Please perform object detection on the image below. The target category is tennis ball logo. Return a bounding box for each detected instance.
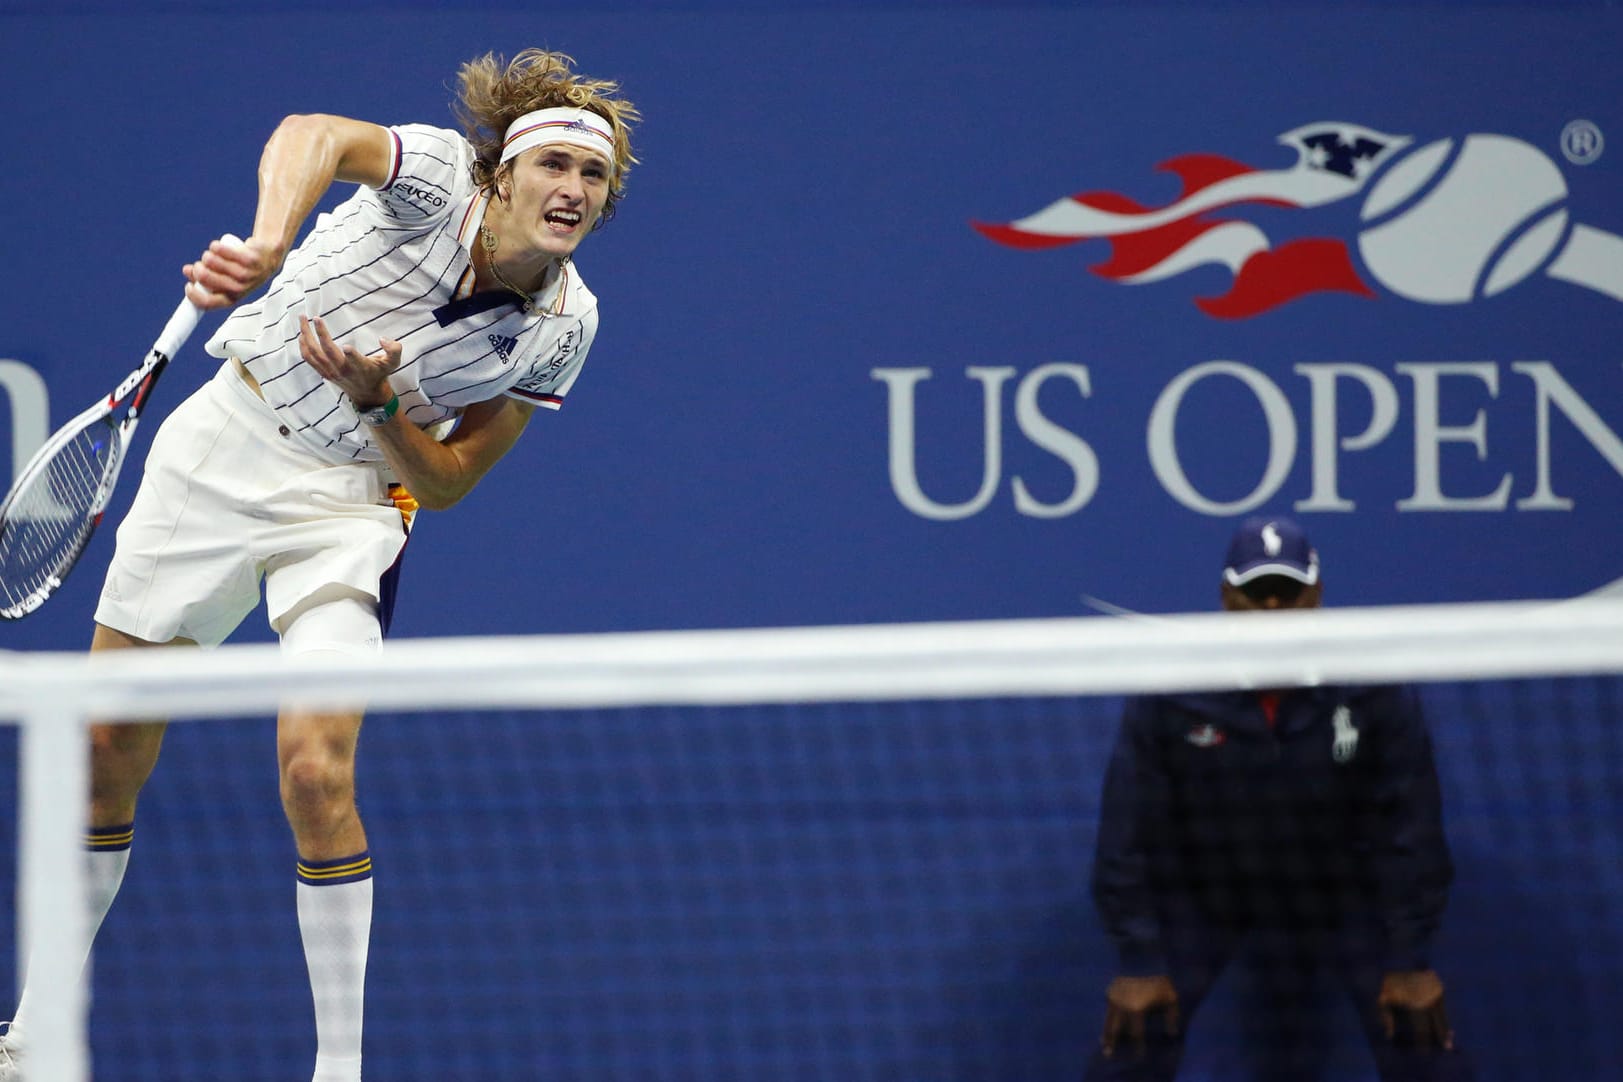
[1357,134,1569,303]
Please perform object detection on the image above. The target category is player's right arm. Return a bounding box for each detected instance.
[1092,696,1180,1055]
[186,114,394,309]
[1092,696,1171,973]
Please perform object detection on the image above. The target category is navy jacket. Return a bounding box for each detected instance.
[1091,684,1454,976]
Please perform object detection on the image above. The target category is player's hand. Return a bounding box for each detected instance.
[185,234,280,309]
[1377,969,1454,1050]
[298,315,403,407]
[1100,974,1179,1059]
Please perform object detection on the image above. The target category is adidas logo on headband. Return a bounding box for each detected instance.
[500,107,616,167]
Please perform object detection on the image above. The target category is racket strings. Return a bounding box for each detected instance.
[0,424,119,605]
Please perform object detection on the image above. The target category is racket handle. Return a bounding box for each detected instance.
[158,233,243,359]
[154,297,205,361]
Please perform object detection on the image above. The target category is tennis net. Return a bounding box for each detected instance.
[2,598,1622,1081]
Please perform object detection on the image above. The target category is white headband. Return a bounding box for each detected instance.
[500,107,616,167]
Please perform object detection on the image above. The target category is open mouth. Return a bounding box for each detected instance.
[545,209,583,230]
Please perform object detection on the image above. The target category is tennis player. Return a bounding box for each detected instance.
[0,49,637,1082]
[1084,515,1475,1081]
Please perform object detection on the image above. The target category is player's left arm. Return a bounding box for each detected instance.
[1368,685,1459,1050]
[1369,684,1455,963]
[297,317,535,510]
[376,393,535,511]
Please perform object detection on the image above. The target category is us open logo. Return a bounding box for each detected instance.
[974,121,1620,318]
[872,117,1623,539]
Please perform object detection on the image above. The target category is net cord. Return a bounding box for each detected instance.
[7,596,1623,1082]
[3,596,1622,723]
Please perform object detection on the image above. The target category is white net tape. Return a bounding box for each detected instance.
[5,597,1623,1082]
[5,598,1623,724]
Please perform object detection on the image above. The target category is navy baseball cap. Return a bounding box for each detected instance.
[1222,515,1319,586]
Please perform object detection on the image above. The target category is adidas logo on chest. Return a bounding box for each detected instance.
[488,333,519,362]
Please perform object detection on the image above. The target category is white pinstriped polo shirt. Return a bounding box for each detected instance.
[204,123,598,464]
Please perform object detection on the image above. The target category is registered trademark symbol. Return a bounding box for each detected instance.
[1560,119,1604,164]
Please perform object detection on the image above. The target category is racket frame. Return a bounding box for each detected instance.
[0,297,202,619]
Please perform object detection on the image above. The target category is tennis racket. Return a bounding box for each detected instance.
[0,292,211,620]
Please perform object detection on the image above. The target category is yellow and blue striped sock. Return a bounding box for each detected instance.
[296,852,373,1082]
[9,823,136,1038]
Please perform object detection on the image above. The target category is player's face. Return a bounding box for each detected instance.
[1221,576,1322,612]
[505,143,613,260]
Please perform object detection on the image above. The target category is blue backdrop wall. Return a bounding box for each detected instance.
[1,2,1620,1079]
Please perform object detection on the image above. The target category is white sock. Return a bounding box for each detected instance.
[10,825,135,1039]
[296,855,373,1082]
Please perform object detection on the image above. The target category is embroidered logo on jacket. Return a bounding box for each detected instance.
[1185,723,1227,748]
[1331,704,1360,763]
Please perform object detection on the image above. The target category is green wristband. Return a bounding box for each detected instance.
[356,394,399,427]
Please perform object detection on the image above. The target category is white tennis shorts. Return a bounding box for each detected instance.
[95,362,414,649]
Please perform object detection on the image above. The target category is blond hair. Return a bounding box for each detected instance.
[455,49,640,224]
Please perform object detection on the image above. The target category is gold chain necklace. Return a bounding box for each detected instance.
[479,225,535,314]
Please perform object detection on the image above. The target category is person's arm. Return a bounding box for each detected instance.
[1092,696,1180,1056]
[296,318,535,510]
[1093,696,1172,972]
[185,114,395,309]
[1368,685,1458,1050]
[1370,685,1454,968]
[1377,969,1454,1051]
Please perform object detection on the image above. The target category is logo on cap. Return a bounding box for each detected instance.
[1223,515,1320,586]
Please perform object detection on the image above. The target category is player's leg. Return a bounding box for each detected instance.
[2,623,189,1073]
[276,588,383,1082]
[260,453,410,1082]
[281,705,372,1082]
[1237,924,1340,1082]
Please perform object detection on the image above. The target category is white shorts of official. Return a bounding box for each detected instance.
[95,362,414,651]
